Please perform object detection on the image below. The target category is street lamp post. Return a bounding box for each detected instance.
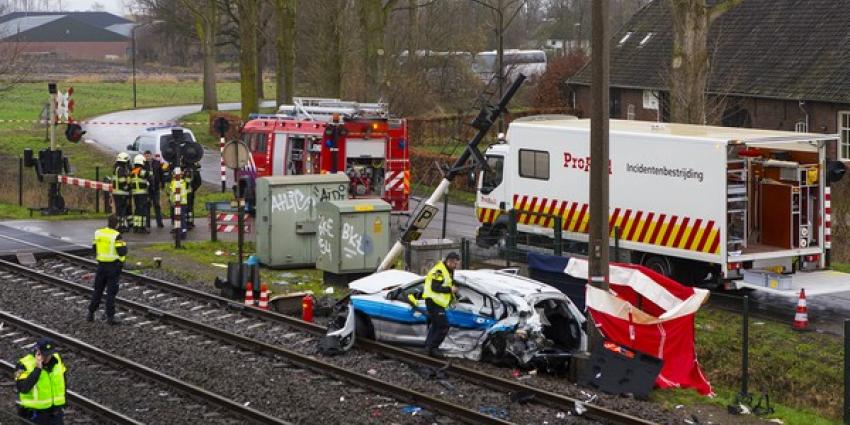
[131,25,137,109]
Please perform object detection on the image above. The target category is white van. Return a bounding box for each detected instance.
[126,126,197,161]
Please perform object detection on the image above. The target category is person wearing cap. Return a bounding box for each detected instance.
[88,214,127,325]
[15,337,67,424]
[422,252,461,358]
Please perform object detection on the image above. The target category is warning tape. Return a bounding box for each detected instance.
[0,119,207,126]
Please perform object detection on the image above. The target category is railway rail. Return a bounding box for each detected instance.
[0,258,550,424]
[0,235,662,425]
[0,310,281,425]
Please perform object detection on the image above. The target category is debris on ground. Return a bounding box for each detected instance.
[478,406,508,420]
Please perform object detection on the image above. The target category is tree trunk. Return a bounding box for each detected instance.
[328,1,343,98]
[275,0,296,105]
[358,0,398,100]
[257,49,265,100]
[238,0,259,120]
[197,15,218,111]
[668,0,742,124]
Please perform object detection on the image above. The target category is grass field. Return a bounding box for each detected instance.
[661,305,844,424]
[0,81,272,218]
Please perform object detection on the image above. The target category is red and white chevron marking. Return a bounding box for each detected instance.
[57,175,112,192]
[213,213,253,234]
[385,170,408,193]
[216,224,253,233]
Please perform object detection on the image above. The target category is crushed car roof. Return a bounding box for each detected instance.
[348,269,421,293]
[457,269,565,297]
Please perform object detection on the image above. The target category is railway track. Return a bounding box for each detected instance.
[0,240,662,425]
[0,258,571,424]
[0,310,279,425]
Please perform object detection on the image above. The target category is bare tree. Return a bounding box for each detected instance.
[237,0,258,119]
[667,0,743,124]
[272,0,295,105]
[358,0,401,98]
[136,0,219,110]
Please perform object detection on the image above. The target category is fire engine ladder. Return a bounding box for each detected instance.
[280,98,389,122]
[727,159,748,252]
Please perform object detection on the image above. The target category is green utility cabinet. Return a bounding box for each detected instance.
[316,200,392,279]
[255,174,349,268]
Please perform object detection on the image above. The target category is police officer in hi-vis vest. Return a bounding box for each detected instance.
[16,337,67,425]
[422,252,461,358]
[88,215,127,325]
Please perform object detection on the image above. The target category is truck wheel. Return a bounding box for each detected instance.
[643,255,674,278]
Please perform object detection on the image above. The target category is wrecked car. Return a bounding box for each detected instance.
[325,269,587,370]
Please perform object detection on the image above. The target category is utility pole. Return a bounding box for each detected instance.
[496,0,504,133]
[588,0,610,295]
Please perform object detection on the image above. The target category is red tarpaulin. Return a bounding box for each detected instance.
[566,258,714,396]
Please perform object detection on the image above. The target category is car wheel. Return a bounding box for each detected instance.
[354,313,375,340]
[643,255,674,278]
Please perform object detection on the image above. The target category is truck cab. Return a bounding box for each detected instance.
[475,143,509,247]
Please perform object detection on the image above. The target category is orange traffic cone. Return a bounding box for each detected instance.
[793,288,808,330]
[244,282,255,307]
[258,283,269,311]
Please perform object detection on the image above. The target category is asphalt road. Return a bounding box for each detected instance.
[83,101,275,187]
[84,103,483,245]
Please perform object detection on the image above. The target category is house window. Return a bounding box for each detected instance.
[519,149,549,180]
[795,121,808,133]
[618,32,633,47]
[610,88,622,118]
[638,32,654,48]
[840,111,850,161]
[627,104,636,120]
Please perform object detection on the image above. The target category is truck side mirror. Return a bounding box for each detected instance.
[126,144,134,151]
[468,170,477,188]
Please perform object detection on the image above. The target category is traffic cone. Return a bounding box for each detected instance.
[793,288,808,330]
[258,283,269,311]
[244,282,255,307]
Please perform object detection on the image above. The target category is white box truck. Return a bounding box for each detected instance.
[475,117,843,287]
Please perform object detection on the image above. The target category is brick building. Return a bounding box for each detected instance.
[0,11,132,60]
[566,0,850,161]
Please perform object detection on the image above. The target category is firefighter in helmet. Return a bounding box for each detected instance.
[129,154,151,233]
[166,166,188,239]
[111,152,131,232]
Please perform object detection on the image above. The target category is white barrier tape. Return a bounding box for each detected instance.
[0,119,206,126]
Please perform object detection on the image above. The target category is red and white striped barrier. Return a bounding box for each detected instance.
[57,175,112,192]
[213,213,252,233]
[825,186,832,249]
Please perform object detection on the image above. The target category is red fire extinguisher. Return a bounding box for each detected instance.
[302,294,314,323]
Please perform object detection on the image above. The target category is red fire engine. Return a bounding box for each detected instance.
[239,98,410,212]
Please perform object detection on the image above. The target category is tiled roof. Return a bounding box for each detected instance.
[569,0,850,104]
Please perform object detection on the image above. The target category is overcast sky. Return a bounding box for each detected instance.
[59,0,126,14]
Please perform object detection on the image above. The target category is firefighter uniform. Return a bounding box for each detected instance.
[111,153,131,232]
[145,154,165,228]
[16,338,66,425]
[88,217,127,325]
[422,260,455,357]
[167,168,188,238]
[130,155,150,233]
